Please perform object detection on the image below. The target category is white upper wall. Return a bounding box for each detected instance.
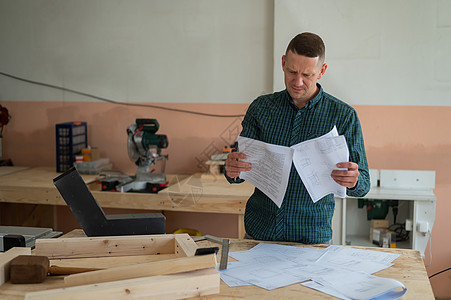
[0,0,274,103]
[274,0,451,106]
[1,0,450,106]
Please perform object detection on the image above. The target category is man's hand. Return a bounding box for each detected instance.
[224,152,252,178]
[331,162,359,189]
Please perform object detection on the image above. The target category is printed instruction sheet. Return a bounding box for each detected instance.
[237,126,349,206]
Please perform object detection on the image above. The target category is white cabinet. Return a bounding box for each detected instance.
[332,170,436,256]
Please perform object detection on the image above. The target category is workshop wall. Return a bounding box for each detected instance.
[0,0,274,104]
[274,0,451,107]
[1,0,451,298]
[2,102,451,300]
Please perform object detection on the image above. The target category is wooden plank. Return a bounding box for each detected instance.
[0,167,29,177]
[238,214,245,239]
[64,253,217,287]
[174,234,198,257]
[92,189,247,214]
[49,265,100,275]
[0,167,98,188]
[26,268,220,300]
[0,168,247,215]
[0,247,32,285]
[49,253,177,270]
[35,235,176,259]
[161,173,254,198]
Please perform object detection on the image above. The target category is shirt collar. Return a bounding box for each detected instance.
[285,83,324,111]
[305,83,323,109]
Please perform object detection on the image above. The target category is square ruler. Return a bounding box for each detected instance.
[193,235,230,270]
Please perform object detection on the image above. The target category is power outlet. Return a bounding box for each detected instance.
[417,221,429,233]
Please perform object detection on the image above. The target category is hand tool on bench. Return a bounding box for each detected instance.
[193,235,230,270]
[8,255,101,284]
[9,255,49,284]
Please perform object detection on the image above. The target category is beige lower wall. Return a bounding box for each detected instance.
[1,101,450,297]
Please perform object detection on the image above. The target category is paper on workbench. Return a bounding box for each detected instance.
[229,242,325,265]
[312,245,399,274]
[220,243,406,298]
[237,126,349,206]
[218,262,253,287]
[311,270,407,300]
[237,136,293,208]
[220,258,310,290]
[316,245,400,266]
[221,243,321,290]
[302,280,351,300]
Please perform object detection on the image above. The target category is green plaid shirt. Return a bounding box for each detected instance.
[227,85,370,244]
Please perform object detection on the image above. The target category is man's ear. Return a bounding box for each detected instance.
[282,55,286,69]
[318,63,327,79]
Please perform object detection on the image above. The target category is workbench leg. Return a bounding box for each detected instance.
[238,215,245,239]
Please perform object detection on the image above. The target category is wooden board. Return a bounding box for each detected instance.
[49,254,177,271]
[35,234,189,259]
[162,173,254,198]
[0,168,248,215]
[25,268,220,300]
[64,254,217,287]
[174,234,198,257]
[0,167,29,177]
[0,167,98,188]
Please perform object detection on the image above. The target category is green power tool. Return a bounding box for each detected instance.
[117,119,169,193]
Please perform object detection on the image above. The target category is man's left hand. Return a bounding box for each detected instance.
[331,162,359,189]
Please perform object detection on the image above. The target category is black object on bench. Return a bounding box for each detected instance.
[53,167,166,236]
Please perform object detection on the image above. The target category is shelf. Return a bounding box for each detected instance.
[345,234,411,250]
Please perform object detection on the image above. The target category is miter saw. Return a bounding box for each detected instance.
[112,118,169,193]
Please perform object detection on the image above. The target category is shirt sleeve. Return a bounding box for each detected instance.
[341,110,371,197]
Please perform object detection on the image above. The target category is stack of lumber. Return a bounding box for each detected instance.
[0,234,220,299]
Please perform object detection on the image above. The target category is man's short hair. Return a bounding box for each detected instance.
[286,32,325,65]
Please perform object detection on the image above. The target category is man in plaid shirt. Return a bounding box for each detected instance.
[225,32,370,244]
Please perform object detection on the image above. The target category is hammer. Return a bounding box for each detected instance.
[9,255,98,284]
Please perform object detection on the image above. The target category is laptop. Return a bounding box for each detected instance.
[53,167,165,236]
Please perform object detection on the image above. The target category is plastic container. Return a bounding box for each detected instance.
[55,122,87,172]
[74,158,112,174]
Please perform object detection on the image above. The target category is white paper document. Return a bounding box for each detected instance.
[221,259,309,290]
[237,136,293,208]
[237,126,349,206]
[229,242,325,265]
[311,245,399,275]
[316,245,401,266]
[291,134,349,202]
[302,280,351,300]
[311,270,407,300]
[220,243,406,299]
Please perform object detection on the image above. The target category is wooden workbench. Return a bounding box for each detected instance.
[0,167,253,238]
[0,229,435,299]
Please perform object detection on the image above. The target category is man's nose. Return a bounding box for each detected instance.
[294,74,304,86]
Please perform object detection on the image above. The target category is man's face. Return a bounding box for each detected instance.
[282,50,327,106]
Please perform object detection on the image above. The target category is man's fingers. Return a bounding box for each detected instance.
[331,162,359,189]
[336,162,358,170]
[225,152,251,178]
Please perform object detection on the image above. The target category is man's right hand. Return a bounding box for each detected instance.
[224,152,252,178]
